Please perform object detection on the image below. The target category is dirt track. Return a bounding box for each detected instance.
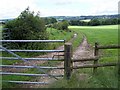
[23,35,95,88]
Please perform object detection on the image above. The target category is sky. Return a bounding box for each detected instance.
[0,0,119,19]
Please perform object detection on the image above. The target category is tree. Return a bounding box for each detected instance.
[4,7,48,50]
[43,17,57,25]
[118,18,120,24]
[50,18,57,24]
[53,21,69,31]
[61,21,69,30]
[89,19,100,26]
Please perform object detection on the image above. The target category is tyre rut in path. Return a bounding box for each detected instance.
[24,35,95,88]
[73,35,94,67]
[72,35,95,82]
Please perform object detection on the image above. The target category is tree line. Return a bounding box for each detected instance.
[69,18,120,26]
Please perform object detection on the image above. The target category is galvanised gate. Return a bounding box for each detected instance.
[0,40,72,85]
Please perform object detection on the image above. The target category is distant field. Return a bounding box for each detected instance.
[69,25,118,45]
[0,24,2,31]
[80,19,91,22]
[69,25,118,29]
[0,24,2,39]
[0,24,2,29]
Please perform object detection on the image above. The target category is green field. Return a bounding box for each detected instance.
[69,25,118,66]
[80,19,91,22]
[69,25,118,29]
[0,24,2,39]
[69,25,118,45]
[0,24,2,30]
[49,25,118,88]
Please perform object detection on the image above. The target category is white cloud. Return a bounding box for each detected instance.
[0,0,38,19]
[89,0,118,15]
[40,0,119,16]
[0,0,119,19]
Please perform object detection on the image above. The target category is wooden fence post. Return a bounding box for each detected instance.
[93,42,99,74]
[64,43,73,80]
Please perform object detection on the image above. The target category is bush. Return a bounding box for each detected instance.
[3,7,48,50]
[53,21,69,31]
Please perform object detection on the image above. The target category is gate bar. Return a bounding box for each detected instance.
[0,40,65,43]
[1,57,64,61]
[0,46,59,80]
[1,72,64,77]
[1,65,64,69]
[0,49,64,52]
[3,80,49,84]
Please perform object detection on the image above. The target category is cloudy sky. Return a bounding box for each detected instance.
[0,0,119,19]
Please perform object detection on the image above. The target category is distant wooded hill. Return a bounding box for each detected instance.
[49,14,119,21]
[0,14,119,24]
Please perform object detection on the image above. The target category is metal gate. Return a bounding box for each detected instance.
[0,40,66,85]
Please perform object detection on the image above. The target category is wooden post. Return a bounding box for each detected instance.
[93,42,99,74]
[64,43,73,80]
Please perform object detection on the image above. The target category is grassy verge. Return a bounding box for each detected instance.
[46,28,74,49]
[48,25,118,88]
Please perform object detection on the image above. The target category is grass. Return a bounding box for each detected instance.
[2,28,75,88]
[47,28,73,41]
[48,25,118,88]
[49,67,118,88]
[46,28,74,49]
[69,25,118,45]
